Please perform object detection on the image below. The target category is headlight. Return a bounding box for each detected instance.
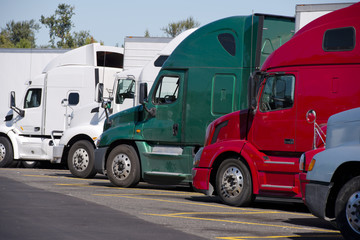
[299,153,305,171]
[94,134,102,148]
[193,147,203,167]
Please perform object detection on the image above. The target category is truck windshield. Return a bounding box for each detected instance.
[115,78,135,104]
[259,75,295,112]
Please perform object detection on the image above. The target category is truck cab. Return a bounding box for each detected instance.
[0,43,124,168]
[305,107,360,240]
[94,14,295,187]
[52,31,196,178]
[192,3,360,207]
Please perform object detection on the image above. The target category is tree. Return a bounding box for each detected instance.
[40,3,99,48]
[144,29,150,37]
[40,3,75,48]
[0,19,40,48]
[162,16,200,37]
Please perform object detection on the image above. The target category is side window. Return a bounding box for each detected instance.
[97,51,124,68]
[218,33,236,56]
[154,55,169,67]
[323,27,355,51]
[116,78,135,104]
[24,88,42,109]
[259,75,295,112]
[68,92,79,106]
[153,76,180,105]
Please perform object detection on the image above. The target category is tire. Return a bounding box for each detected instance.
[0,136,14,168]
[335,176,360,240]
[216,158,253,207]
[106,144,140,188]
[67,140,97,178]
[22,161,40,168]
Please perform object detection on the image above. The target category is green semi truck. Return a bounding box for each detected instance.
[94,14,295,187]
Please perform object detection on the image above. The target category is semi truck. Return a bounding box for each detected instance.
[191,2,360,206]
[0,43,124,168]
[94,14,295,187]
[0,48,68,119]
[304,107,360,240]
[52,30,196,178]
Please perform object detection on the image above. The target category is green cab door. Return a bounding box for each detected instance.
[141,70,185,143]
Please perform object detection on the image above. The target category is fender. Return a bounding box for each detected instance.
[203,140,261,195]
[59,123,104,146]
[3,128,20,160]
[307,145,360,183]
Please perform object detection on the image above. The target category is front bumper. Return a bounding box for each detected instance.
[305,181,333,220]
[192,167,214,195]
[94,147,108,174]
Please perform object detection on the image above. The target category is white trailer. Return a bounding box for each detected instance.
[0,48,68,119]
[0,43,124,168]
[123,37,172,70]
[295,3,353,32]
[54,29,196,178]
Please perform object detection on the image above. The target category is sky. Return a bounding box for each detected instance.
[0,0,358,47]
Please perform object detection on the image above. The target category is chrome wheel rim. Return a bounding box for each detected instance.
[346,191,360,234]
[0,143,6,162]
[220,166,244,198]
[72,148,89,172]
[112,153,131,180]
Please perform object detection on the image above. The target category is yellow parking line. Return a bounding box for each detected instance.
[23,174,109,182]
[164,211,280,216]
[145,212,340,233]
[95,193,314,216]
[216,234,342,239]
[95,193,260,210]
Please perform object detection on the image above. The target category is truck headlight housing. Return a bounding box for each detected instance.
[299,153,305,171]
[193,147,203,168]
[95,134,102,148]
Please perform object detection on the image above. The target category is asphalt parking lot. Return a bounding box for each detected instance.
[0,167,343,240]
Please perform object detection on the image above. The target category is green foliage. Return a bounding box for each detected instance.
[0,19,40,48]
[40,3,98,48]
[162,16,200,37]
[40,3,75,48]
[144,29,150,37]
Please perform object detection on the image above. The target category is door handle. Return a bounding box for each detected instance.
[172,124,178,136]
[34,127,40,132]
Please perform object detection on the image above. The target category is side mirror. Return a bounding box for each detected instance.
[61,98,69,107]
[306,109,326,149]
[139,83,148,104]
[95,83,104,103]
[9,91,16,108]
[306,109,316,124]
[9,91,24,117]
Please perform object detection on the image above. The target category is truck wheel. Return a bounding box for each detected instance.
[68,140,97,178]
[22,161,40,168]
[106,144,140,188]
[335,176,360,239]
[0,136,14,168]
[216,158,253,206]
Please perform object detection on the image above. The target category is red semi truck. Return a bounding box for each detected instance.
[192,3,360,206]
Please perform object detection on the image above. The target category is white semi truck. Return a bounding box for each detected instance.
[52,29,196,178]
[0,48,69,119]
[0,43,124,168]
